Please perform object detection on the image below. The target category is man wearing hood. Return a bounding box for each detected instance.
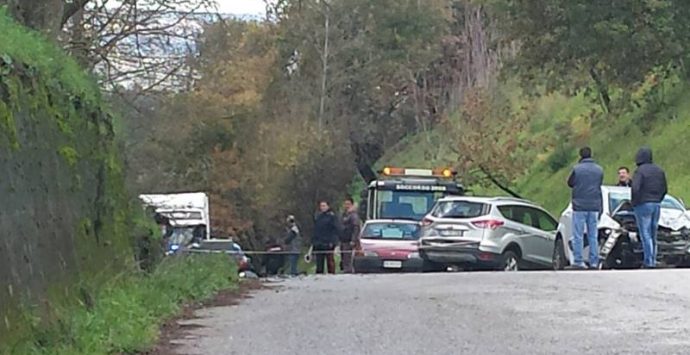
[567,147,604,269]
[631,146,668,268]
[312,200,340,274]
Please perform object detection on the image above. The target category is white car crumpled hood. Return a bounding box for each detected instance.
[602,208,690,232]
[658,209,690,231]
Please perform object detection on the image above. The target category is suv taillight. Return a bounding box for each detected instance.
[472,219,504,230]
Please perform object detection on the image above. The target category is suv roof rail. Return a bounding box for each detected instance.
[488,196,535,205]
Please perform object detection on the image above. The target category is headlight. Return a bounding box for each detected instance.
[170,244,180,251]
[408,252,420,259]
[363,250,378,257]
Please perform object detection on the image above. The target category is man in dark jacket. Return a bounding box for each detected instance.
[617,166,633,187]
[312,201,339,274]
[567,147,604,269]
[340,197,361,273]
[631,147,667,268]
[283,215,301,276]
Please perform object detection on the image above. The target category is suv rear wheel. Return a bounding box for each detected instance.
[501,250,521,271]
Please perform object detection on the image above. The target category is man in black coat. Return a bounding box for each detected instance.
[312,200,340,274]
[631,147,668,268]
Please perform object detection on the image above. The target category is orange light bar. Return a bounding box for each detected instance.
[433,168,456,178]
[381,167,456,178]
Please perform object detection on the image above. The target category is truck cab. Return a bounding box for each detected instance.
[360,167,464,221]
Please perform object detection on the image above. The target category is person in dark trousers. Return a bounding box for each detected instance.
[631,147,667,268]
[340,197,361,273]
[567,147,604,269]
[283,215,301,276]
[617,166,633,187]
[312,201,339,274]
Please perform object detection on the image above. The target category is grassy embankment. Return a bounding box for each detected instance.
[380,78,690,215]
[0,8,239,355]
[4,255,237,355]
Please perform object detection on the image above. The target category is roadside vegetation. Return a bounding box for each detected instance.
[3,254,237,355]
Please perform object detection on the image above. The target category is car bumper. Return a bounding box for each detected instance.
[353,256,423,273]
[418,245,501,267]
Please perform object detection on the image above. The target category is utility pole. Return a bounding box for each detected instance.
[317,0,330,134]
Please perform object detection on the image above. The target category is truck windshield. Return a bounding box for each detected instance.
[376,190,443,220]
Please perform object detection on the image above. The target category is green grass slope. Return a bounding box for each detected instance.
[381,79,690,216]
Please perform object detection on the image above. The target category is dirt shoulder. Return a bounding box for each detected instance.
[141,279,266,355]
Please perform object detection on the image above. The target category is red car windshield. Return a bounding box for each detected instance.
[361,223,420,240]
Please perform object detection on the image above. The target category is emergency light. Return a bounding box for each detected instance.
[381,166,456,178]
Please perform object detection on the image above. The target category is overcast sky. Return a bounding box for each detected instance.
[215,0,266,15]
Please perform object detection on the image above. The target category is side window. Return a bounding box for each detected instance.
[497,205,514,221]
[530,208,558,231]
[509,206,536,228]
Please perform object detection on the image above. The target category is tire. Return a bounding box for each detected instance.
[501,250,521,272]
[422,259,444,273]
[552,238,566,271]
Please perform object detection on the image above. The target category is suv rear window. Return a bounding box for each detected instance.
[431,201,489,219]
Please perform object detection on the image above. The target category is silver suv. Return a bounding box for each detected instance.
[419,196,557,271]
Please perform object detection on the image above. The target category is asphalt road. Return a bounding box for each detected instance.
[176,270,690,355]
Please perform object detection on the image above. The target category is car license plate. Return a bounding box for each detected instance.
[440,230,464,236]
[383,260,403,268]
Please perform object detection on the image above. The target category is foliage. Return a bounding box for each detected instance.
[3,254,238,355]
[487,0,690,97]
[0,7,99,105]
[450,87,535,194]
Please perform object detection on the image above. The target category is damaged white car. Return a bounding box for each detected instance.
[553,185,690,269]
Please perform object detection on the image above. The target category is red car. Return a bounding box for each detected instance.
[354,220,423,273]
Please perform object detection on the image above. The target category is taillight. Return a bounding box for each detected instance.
[472,219,504,230]
[422,218,433,226]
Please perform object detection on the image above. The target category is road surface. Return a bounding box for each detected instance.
[176,270,690,354]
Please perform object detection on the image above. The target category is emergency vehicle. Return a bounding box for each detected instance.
[360,167,464,221]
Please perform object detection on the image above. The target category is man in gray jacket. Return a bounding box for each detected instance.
[631,147,667,268]
[283,215,301,276]
[567,147,604,269]
[340,197,361,273]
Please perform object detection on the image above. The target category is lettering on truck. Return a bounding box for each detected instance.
[394,184,447,191]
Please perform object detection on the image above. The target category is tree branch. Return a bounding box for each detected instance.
[61,0,92,27]
[478,164,523,199]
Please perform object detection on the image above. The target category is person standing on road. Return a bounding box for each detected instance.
[567,147,604,269]
[617,166,633,187]
[313,200,339,274]
[631,147,667,269]
[283,215,301,276]
[340,197,361,273]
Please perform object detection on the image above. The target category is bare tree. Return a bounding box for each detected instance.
[61,0,218,93]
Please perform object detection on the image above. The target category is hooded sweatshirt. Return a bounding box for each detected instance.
[631,147,667,207]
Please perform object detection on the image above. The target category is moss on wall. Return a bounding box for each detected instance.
[0,8,134,343]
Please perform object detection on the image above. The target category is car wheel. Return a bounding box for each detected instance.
[501,250,520,272]
[552,238,566,270]
[422,259,444,273]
